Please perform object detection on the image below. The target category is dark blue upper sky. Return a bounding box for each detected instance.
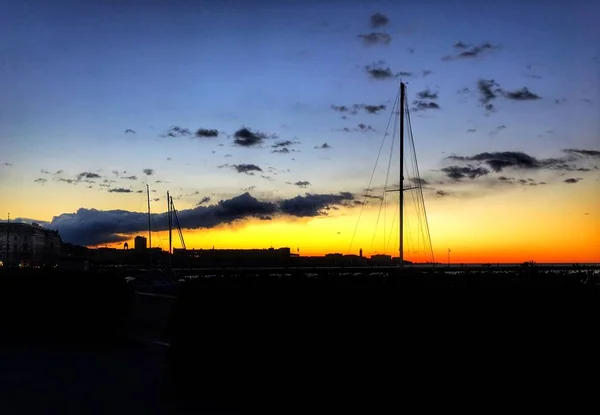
[1,0,599,216]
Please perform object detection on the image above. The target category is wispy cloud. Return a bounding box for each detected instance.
[442,42,500,61]
[77,172,101,180]
[358,32,392,46]
[331,103,386,115]
[416,88,438,100]
[196,196,211,205]
[162,126,192,138]
[412,101,440,111]
[315,143,331,149]
[503,87,541,101]
[108,188,133,193]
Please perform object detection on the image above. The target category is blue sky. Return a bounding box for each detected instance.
[1,0,599,255]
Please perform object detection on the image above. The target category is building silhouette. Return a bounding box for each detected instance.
[134,236,147,251]
[0,222,61,267]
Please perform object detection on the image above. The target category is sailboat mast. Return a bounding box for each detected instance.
[147,184,152,266]
[399,82,405,269]
[167,191,172,255]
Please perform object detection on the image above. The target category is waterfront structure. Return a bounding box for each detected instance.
[0,222,61,266]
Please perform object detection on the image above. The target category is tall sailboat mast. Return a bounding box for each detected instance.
[147,184,152,266]
[399,82,405,269]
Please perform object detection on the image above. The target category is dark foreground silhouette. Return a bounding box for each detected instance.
[1,266,598,413]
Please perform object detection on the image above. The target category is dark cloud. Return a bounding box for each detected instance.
[331,104,354,114]
[362,194,383,200]
[422,70,432,77]
[108,188,133,193]
[555,98,567,104]
[365,62,396,80]
[77,172,101,180]
[34,178,47,183]
[279,192,354,217]
[122,175,137,180]
[363,104,386,114]
[196,196,211,206]
[477,79,503,112]
[112,170,120,177]
[338,124,375,133]
[416,89,438,100]
[441,166,489,180]
[315,143,331,149]
[59,178,76,184]
[467,129,477,133]
[448,152,541,172]
[562,149,600,157]
[143,169,154,176]
[357,123,375,132]
[412,101,440,111]
[444,42,499,60]
[233,127,274,147]
[41,169,50,174]
[1,162,12,167]
[435,190,449,197]
[195,128,219,138]
[272,140,300,148]
[293,181,310,188]
[446,150,600,174]
[359,32,392,46]
[124,129,136,134]
[564,178,582,184]
[370,13,389,28]
[50,192,359,245]
[503,87,541,101]
[409,178,429,186]
[272,147,294,154]
[162,126,191,138]
[331,104,386,115]
[166,157,172,161]
[232,164,263,174]
[407,47,415,54]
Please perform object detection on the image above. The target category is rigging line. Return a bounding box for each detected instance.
[406,102,435,262]
[406,104,433,261]
[348,90,400,254]
[404,98,426,261]
[382,100,398,255]
[385,193,398,253]
[370,100,399,252]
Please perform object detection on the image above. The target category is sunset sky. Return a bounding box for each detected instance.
[1,0,599,263]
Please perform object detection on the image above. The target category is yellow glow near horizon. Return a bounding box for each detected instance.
[3,176,599,263]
